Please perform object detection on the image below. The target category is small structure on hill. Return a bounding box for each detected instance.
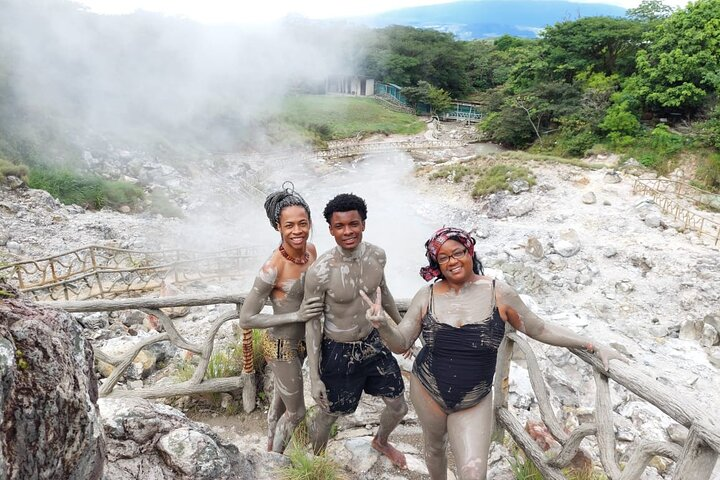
[325,74,375,96]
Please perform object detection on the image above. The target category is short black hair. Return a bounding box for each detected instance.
[323,193,367,224]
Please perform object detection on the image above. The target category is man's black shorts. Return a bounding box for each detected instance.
[320,329,405,414]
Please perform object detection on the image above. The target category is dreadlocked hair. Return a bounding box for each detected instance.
[323,193,367,224]
[263,181,311,230]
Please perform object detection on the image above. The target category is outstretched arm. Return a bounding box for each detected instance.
[238,270,323,329]
[496,281,623,370]
[302,266,329,410]
[361,286,426,354]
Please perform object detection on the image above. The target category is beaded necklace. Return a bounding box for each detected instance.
[279,244,310,265]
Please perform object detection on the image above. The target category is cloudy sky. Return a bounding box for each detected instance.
[75,0,690,24]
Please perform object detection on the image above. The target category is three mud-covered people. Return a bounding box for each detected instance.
[240,186,620,479]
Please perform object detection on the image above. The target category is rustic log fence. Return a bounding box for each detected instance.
[0,245,263,301]
[41,293,260,413]
[316,139,465,160]
[633,177,720,246]
[493,329,720,479]
[40,293,720,479]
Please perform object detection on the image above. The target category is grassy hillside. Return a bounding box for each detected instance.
[280,95,426,146]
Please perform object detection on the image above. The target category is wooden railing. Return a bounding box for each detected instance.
[493,330,720,479]
[0,245,262,301]
[41,293,260,413]
[633,177,720,246]
[37,292,720,478]
[316,140,465,160]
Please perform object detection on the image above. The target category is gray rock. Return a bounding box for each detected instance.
[525,237,544,260]
[3,175,25,189]
[581,192,596,204]
[553,229,581,257]
[666,423,689,445]
[509,179,530,194]
[77,312,110,330]
[0,283,104,479]
[100,398,255,479]
[603,247,618,258]
[679,319,704,341]
[704,314,720,334]
[644,214,663,228]
[603,171,622,184]
[708,347,720,368]
[508,198,534,217]
[6,240,22,254]
[0,232,9,246]
[700,323,719,347]
[614,279,635,293]
[649,326,669,337]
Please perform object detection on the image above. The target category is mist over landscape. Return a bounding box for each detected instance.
[0,0,364,163]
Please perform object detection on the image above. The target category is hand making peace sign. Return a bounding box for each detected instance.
[359,286,389,329]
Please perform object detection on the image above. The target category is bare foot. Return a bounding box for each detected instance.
[372,436,407,469]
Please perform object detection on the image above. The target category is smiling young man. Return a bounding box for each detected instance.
[300,193,408,468]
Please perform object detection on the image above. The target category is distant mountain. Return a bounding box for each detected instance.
[348,0,627,39]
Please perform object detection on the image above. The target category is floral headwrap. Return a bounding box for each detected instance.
[419,227,476,281]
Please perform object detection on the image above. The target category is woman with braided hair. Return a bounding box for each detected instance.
[360,226,623,479]
[239,182,323,453]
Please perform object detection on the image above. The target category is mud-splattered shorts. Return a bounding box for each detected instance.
[320,329,404,414]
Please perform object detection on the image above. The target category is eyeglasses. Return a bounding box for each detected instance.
[436,248,468,264]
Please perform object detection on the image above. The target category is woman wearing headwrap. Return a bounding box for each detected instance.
[360,226,622,479]
[239,182,323,453]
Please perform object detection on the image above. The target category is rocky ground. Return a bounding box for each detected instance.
[1,120,720,479]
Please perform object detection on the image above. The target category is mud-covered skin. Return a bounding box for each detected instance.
[364,239,623,479]
[302,208,408,468]
[237,204,322,454]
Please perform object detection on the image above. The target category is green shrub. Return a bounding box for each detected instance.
[0,158,29,180]
[472,164,536,197]
[278,440,343,480]
[429,164,476,182]
[27,167,144,210]
[696,152,720,192]
[599,102,641,140]
[649,124,684,156]
[148,189,184,218]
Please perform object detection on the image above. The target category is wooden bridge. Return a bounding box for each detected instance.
[633,177,720,246]
[36,292,720,480]
[0,244,263,301]
[374,81,484,122]
[316,139,465,160]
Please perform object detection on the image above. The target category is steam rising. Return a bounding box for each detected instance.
[1,0,358,154]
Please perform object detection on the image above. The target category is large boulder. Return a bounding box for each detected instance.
[100,398,280,479]
[0,282,105,479]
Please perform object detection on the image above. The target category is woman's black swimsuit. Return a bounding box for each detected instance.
[412,280,505,414]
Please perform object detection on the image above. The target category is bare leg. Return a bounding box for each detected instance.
[447,393,493,480]
[266,378,286,451]
[372,395,408,469]
[309,408,338,455]
[270,358,306,454]
[410,374,449,480]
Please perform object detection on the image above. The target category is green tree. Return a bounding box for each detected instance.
[634,0,720,113]
[361,26,470,98]
[401,81,452,114]
[627,0,674,22]
[540,16,645,81]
